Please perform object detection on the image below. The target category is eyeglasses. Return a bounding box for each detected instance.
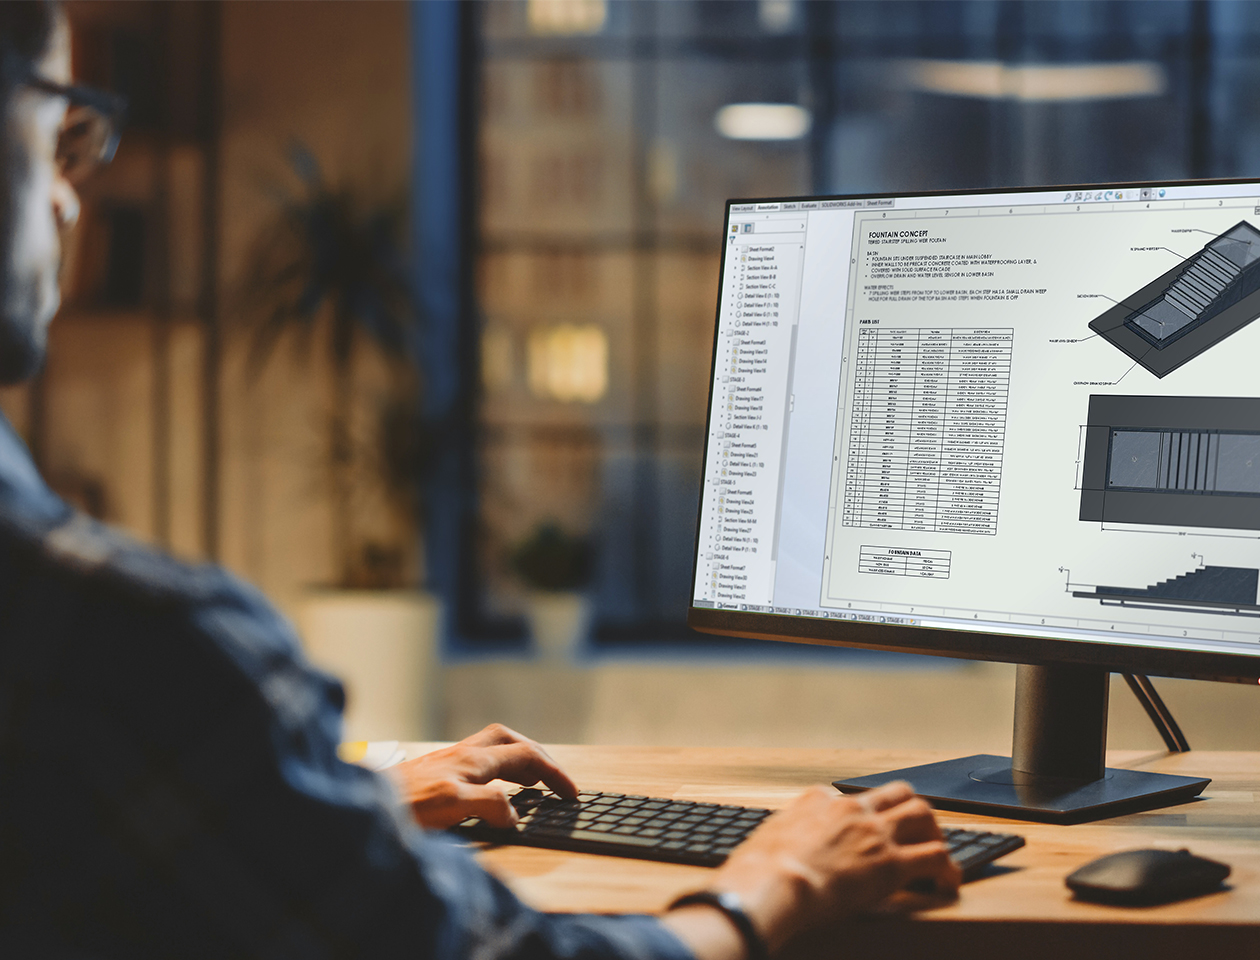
[22,73,127,186]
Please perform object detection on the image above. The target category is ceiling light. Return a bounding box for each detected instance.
[899,59,1167,102]
[527,0,607,36]
[715,103,812,141]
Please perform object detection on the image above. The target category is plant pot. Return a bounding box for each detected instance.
[298,588,442,741]
[525,591,592,661]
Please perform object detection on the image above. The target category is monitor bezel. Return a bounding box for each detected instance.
[688,176,1260,686]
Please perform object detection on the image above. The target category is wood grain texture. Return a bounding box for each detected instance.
[401,744,1260,956]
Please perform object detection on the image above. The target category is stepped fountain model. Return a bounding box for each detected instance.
[1089,221,1260,377]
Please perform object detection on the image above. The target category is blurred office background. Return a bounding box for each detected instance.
[3,0,1260,750]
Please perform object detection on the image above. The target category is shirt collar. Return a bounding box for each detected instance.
[0,407,71,533]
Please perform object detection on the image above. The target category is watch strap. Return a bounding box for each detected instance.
[667,889,769,960]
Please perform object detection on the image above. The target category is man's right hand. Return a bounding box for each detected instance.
[662,781,960,959]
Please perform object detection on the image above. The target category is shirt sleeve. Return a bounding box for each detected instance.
[3,545,694,960]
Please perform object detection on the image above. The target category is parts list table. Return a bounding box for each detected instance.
[842,327,1013,536]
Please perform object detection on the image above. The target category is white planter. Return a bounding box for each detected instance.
[298,589,442,742]
[526,591,592,661]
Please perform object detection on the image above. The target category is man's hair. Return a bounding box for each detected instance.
[0,1,59,75]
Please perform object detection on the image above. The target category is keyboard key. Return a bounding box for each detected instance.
[948,843,989,864]
[571,829,660,848]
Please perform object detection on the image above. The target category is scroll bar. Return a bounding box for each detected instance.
[769,324,800,565]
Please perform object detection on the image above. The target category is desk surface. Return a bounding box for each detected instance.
[404,743,1260,955]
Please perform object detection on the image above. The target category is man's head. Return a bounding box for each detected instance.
[0,0,77,385]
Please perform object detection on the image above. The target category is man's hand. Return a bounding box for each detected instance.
[663,781,960,959]
[386,724,578,830]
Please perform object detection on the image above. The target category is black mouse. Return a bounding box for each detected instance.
[1066,848,1230,906]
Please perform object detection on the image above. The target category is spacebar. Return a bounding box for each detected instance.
[542,829,661,847]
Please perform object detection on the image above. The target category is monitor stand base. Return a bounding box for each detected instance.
[834,663,1210,823]
[834,754,1210,824]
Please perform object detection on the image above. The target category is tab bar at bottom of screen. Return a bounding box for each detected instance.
[827,611,918,627]
[702,603,917,627]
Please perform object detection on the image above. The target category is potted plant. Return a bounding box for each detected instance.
[241,144,440,740]
[511,521,595,660]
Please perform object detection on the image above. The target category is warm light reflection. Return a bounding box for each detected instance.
[527,0,607,36]
[899,59,1167,102]
[714,103,812,141]
[527,324,608,403]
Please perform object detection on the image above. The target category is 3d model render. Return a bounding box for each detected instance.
[1090,221,1260,377]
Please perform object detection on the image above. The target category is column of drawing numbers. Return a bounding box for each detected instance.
[863,329,918,530]
[906,329,949,531]
[938,329,1012,535]
[842,328,877,528]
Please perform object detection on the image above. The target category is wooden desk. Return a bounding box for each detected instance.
[403,744,1260,957]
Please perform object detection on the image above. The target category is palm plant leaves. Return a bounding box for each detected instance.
[237,144,428,588]
[242,145,419,376]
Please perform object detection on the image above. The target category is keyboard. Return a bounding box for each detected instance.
[455,788,1025,878]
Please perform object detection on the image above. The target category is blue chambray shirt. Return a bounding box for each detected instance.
[0,411,693,960]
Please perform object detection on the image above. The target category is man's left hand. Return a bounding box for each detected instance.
[386,723,578,829]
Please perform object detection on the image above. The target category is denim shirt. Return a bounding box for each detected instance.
[0,412,692,960]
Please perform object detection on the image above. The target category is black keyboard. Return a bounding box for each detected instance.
[455,788,1025,878]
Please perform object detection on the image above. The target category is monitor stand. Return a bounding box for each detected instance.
[834,663,1210,824]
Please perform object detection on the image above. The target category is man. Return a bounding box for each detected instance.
[0,3,960,956]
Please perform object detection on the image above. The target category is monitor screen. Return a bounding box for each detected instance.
[689,181,1260,684]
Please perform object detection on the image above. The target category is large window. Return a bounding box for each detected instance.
[460,0,1260,644]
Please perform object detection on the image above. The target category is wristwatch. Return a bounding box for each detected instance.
[667,889,769,960]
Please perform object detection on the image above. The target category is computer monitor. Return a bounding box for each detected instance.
[688,179,1260,823]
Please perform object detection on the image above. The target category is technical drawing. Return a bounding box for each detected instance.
[1079,395,1260,530]
[1073,566,1260,617]
[1090,221,1260,377]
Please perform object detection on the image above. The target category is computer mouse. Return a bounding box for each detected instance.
[1066,848,1230,906]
